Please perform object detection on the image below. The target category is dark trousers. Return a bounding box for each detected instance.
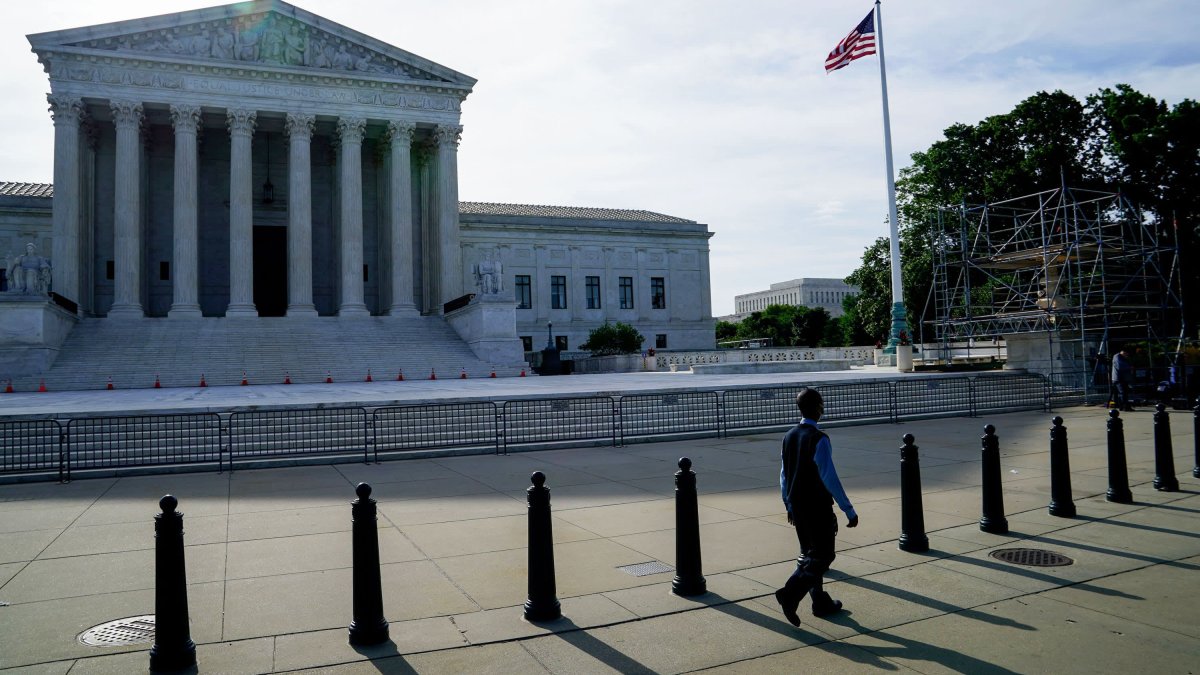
[782,508,837,606]
[1114,381,1133,411]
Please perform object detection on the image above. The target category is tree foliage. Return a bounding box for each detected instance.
[580,322,644,356]
[842,85,1200,341]
[723,305,846,347]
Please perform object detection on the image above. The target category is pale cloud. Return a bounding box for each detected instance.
[0,1,1195,315]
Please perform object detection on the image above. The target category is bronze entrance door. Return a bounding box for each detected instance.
[252,226,288,317]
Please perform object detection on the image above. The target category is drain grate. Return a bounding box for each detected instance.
[78,615,156,646]
[990,548,1074,567]
[616,561,675,577]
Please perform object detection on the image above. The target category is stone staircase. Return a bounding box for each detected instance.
[8,316,528,391]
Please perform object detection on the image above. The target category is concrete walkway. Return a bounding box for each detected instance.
[0,405,1197,673]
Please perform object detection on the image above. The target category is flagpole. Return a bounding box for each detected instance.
[875,0,908,354]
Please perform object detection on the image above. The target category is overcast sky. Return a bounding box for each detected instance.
[0,1,1196,315]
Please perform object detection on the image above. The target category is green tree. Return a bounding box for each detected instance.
[735,305,800,346]
[715,320,738,342]
[580,322,644,356]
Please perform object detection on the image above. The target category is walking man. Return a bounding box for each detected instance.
[775,387,858,626]
[1111,346,1135,412]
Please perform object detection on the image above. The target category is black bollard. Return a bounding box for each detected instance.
[1106,410,1133,504]
[898,433,929,552]
[1048,416,1077,517]
[149,495,196,673]
[979,425,1008,534]
[672,457,707,596]
[1153,403,1180,491]
[348,483,389,646]
[1193,404,1200,479]
[524,471,561,621]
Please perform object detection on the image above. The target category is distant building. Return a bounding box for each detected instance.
[729,278,857,319]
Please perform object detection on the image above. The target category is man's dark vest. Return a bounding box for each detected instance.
[782,423,833,512]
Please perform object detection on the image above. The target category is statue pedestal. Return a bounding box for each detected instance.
[444,292,527,366]
[0,296,79,377]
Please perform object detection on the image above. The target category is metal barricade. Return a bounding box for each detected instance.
[619,391,720,443]
[977,373,1052,412]
[0,420,64,480]
[66,413,222,480]
[374,402,498,456]
[502,397,617,453]
[896,377,975,419]
[228,407,368,468]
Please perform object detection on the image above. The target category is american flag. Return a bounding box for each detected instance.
[825,10,877,73]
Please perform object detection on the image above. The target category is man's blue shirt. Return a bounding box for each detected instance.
[781,417,857,519]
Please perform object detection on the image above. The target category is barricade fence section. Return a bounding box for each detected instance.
[374,402,499,455]
[0,420,63,479]
[66,413,222,480]
[502,397,617,453]
[0,372,1087,480]
[229,408,368,468]
[620,392,721,444]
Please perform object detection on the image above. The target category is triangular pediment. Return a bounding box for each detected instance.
[28,0,475,87]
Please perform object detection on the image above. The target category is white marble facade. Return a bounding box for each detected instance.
[31,0,471,318]
[732,278,858,318]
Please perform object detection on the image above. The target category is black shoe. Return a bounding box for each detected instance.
[812,599,843,617]
[775,588,801,627]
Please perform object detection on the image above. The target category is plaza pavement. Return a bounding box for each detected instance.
[0,404,1197,673]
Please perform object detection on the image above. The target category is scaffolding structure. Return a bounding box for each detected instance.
[929,186,1184,395]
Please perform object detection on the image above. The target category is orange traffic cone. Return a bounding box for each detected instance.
[199,374,207,388]
[284,371,292,385]
[240,371,249,386]
[38,380,47,392]
[366,369,373,382]
[519,369,526,377]
[429,368,437,380]
[460,368,468,379]
[326,370,333,384]
[396,369,405,381]
[4,380,13,393]
[106,376,114,390]
[490,369,496,378]
[154,374,162,389]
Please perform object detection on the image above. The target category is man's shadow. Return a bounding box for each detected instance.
[827,610,1025,675]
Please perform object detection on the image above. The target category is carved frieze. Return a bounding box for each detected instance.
[66,12,449,83]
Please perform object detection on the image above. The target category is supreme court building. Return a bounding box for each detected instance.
[3,0,714,381]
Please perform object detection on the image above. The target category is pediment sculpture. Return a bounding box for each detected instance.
[67,12,447,82]
[6,243,52,296]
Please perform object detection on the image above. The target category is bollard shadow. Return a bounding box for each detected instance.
[841,576,1034,631]
[1023,532,1199,572]
[703,592,827,642]
[1143,502,1200,515]
[348,639,416,674]
[948,555,1141,600]
[827,612,1024,675]
[1072,513,1200,540]
[544,617,656,674]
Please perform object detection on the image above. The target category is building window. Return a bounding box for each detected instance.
[656,333,667,349]
[516,275,532,309]
[585,276,601,309]
[555,335,568,351]
[551,276,567,309]
[520,336,533,352]
[651,277,666,309]
[619,277,634,309]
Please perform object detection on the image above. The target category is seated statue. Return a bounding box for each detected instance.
[7,242,52,295]
[473,248,503,295]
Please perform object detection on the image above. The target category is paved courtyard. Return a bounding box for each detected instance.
[0,404,1197,673]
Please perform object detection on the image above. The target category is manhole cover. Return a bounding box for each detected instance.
[78,615,156,646]
[989,548,1074,567]
[616,561,675,577]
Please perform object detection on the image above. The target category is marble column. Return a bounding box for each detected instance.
[336,116,369,316]
[285,113,318,317]
[434,125,463,309]
[226,109,257,317]
[386,121,418,316]
[168,105,202,318]
[48,95,84,308]
[108,100,144,318]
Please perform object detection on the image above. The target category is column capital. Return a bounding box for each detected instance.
[337,116,367,144]
[434,124,463,148]
[386,121,416,146]
[285,112,316,140]
[226,108,257,137]
[169,105,201,134]
[47,95,84,126]
[110,100,143,129]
